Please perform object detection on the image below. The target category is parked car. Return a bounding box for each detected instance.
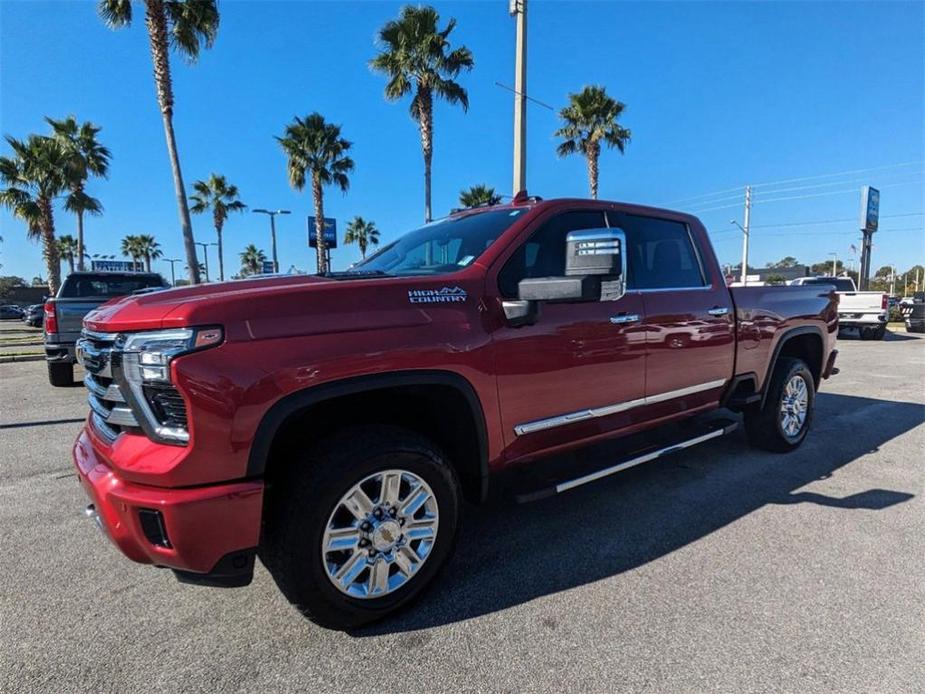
[72,196,838,628]
[789,275,888,339]
[1,304,24,319]
[44,271,168,386]
[23,304,44,327]
[901,293,925,333]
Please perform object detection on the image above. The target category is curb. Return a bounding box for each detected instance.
[0,354,45,364]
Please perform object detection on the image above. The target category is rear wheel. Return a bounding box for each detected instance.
[260,425,461,630]
[47,361,73,387]
[873,325,887,340]
[745,357,815,453]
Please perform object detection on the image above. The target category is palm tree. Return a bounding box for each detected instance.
[190,173,245,281]
[459,184,502,208]
[344,216,380,260]
[46,115,110,271]
[370,5,474,222]
[98,0,220,285]
[121,234,144,271]
[137,234,162,272]
[0,134,69,293]
[554,85,631,199]
[57,234,80,274]
[239,244,266,276]
[277,113,354,274]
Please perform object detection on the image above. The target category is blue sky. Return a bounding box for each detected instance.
[1,0,923,281]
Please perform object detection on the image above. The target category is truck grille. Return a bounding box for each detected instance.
[78,330,139,442]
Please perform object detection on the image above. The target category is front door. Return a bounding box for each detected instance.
[490,210,647,460]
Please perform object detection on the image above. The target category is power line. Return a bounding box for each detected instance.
[748,170,923,197]
[751,178,923,206]
[659,160,924,207]
[750,160,924,188]
[750,212,923,230]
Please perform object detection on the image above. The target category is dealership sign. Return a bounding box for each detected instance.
[307,217,337,249]
[859,185,879,232]
[90,260,136,272]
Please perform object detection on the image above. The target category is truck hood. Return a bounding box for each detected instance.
[83,275,334,333]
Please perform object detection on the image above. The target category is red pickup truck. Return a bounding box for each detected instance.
[73,196,838,628]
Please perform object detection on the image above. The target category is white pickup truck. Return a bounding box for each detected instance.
[790,276,888,340]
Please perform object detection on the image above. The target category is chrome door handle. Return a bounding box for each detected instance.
[609,313,640,324]
[708,307,730,316]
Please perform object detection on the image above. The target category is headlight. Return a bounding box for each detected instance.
[116,327,223,444]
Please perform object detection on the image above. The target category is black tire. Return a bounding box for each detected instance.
[873,325,887,340]
[47,361,73,387]
[260,425,461,630]
[858,327,872,340]
[744,357,815,453]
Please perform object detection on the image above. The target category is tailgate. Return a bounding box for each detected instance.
[838,291,885,313]
[54,299,101,339]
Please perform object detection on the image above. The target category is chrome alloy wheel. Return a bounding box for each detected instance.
[780,374,809,438]
[321,470,439,599]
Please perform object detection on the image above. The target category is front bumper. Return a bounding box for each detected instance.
[72,426,264,585]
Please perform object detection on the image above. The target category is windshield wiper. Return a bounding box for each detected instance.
[325,269,391,279]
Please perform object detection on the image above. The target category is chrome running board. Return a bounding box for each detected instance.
[513,420,738,503]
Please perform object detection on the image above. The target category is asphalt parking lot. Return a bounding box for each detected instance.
[1,330,923,693]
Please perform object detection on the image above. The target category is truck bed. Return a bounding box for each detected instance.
[730,284,838,391]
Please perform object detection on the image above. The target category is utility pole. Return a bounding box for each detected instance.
[163,258,182,286]
[739,185,751,285]
[510,0,527,196]
[829,252,838,277]
[889,265,896,296]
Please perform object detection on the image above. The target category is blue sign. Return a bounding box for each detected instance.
[260,260,276,274]
[860,185,879,232]
[91,260,137,272]
[307,216,337,249]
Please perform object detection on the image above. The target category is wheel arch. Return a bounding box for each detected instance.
[760,326,825,407]
[247,370,490,503]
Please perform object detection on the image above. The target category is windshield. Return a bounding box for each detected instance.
[801,277,855,292]
[59,274,166,299]
[347,208,527,277]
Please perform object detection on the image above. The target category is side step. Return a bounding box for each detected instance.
[513,419,739,503]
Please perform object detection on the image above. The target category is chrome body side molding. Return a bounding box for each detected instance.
[513,378,727,436]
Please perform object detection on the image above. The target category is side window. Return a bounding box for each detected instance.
[607,213,705,290]
[498,211,606,298]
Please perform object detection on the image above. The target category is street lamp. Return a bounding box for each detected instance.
[194,242,218,282]
[163,258,182,286]
[828,252,838,277]
[253,209,291,273]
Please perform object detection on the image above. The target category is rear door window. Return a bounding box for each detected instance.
[607,213,705,290]
[59,274,166,299]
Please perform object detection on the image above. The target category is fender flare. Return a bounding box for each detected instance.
[245,370,490,496]
[759,325,826,408]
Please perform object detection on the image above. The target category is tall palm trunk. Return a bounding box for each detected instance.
[586,141,600,200]
[417,88,434,223]
[39,197,61,295]
[214,212,225,281]
[312,173,328,274]
[144,0,200,285]
[145,254,152,272]
[76,198,85,272]
[67,255,75,274]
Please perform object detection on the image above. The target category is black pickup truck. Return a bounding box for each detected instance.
[44,271,168,386]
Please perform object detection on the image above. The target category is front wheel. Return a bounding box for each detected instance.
[260,425,461,630]
[745,357,815,452]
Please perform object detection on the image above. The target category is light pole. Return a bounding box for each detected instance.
[194,242,217,282]
[253,209,291,273]
[829,252,838,277]
[163,258,182,286]
[510,0,528,196]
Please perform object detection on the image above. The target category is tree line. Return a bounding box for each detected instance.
[2,1,632,290]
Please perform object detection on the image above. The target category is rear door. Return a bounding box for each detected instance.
[608,211,733,411]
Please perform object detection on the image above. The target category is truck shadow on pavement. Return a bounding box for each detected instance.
[354,391,923,635]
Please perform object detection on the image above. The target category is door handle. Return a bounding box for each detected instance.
[609,313,640,325]
[708,307,730,316]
